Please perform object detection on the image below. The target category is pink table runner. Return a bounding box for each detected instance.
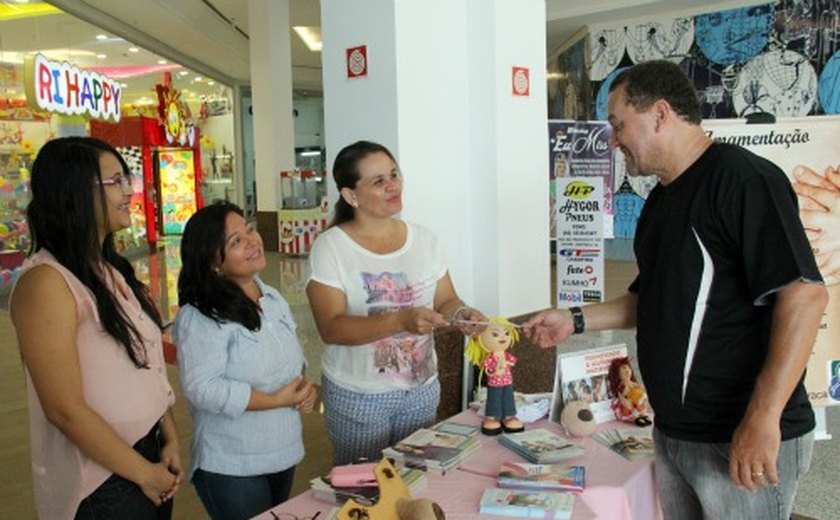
[255,409,659,519]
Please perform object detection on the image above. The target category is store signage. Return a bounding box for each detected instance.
[555,177,604,307]
[346,45,368,79]
[23,53,121,122]
[512,66,530,96]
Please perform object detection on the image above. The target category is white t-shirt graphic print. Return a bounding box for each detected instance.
[308,222,447,393]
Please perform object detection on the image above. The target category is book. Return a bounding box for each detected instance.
[549,344,628,425]
[497,462,585,493]
[310,466,426,505]
[479,487,575,518]
[432,419,481,438]
[592,428,654,461]
[382,426,481,474]
[499,429,584,464]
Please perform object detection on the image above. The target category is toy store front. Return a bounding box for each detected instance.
[0,53,213,294]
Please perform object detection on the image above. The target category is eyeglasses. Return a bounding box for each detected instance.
[268,512,322,520]
[98,176,133,193]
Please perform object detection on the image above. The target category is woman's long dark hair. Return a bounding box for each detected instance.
[178,202,261,330]
[28,137,161,368]
[329,140,398,228]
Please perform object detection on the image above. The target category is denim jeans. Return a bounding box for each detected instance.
[485,384,516,419]
[192,466,295,520]
[75,424,173,520]
[653,428,814,520]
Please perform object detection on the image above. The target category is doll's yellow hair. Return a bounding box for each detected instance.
[464,316,520,387]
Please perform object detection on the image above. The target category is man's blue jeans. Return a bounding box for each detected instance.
[192,466,295,520]
[653,428,814,519]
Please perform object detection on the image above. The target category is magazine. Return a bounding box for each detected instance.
[499,429,584,464]
[592,427,654,461]
[497,462,585,493]
[550,344,627,425]
[479,487,575,519]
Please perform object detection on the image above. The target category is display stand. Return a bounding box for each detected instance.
[814,406,832,441]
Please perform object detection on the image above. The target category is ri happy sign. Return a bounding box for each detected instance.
[24,53,122,122]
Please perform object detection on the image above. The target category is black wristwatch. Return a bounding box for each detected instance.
[569,306,585,334]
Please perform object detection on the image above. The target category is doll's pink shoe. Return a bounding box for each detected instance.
[501,417,524,433]
[481,418,503,436]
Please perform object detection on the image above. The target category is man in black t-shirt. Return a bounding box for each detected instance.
[523,60,827,519]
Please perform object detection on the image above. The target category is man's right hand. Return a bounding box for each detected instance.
[521,310,574,348]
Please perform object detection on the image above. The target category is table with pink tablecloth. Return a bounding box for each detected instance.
[451,410,661,520]
[254,409,659,519]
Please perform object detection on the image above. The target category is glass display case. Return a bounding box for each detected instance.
[202,145,235,204]
[0,147,32,291]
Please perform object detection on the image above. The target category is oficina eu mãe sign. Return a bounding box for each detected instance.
[24,53,122,122]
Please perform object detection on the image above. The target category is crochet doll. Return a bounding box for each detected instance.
[465,317,524,435]
[607,356,652,427]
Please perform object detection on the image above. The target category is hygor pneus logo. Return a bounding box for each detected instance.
[563,180,595,199]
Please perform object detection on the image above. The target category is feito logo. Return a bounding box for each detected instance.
[563,180,595,199]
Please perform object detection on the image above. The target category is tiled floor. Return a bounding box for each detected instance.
[1,243,838,519]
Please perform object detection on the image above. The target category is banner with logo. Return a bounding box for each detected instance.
[555,178,605,308]
[549,120,615,238]
[703,116,840,408]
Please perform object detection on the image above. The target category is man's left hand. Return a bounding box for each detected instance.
[728,414,781,492]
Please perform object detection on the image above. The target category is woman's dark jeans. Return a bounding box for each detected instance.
[75,423,173,520]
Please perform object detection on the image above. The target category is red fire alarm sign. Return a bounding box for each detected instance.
[512,66,530,96]
[346,45,368,79]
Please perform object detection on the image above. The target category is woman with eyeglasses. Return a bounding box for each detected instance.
[10,137,183,519]
[307,140,486,464]
[174,202,317,520]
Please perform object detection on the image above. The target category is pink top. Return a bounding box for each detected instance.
[483,351,516,387]
[13,250,174,519]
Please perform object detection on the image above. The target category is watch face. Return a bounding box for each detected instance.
[571,307,585,333]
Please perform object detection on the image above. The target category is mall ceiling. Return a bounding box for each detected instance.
[2,0,766,105]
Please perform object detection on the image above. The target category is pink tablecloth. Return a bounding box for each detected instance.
[451,410,661,520]
[254,409,659,519]
[254,469,596,520]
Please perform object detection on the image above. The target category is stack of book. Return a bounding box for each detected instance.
[592,428,654,461]
[497,461,585,494]
[499,429,584,464]
[309,466,427,505]
[479,487,575,519]
[382,420,482,474]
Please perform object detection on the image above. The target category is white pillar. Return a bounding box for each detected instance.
[322,0,549,316]
[248,0,295,213]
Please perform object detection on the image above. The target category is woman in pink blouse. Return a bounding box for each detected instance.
[10,137,183,519]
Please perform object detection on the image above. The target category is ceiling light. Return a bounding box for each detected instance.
[96,34,108,40]
[300,150,321,157]
[96,53,107,59]
[178,70,189,76]
[207,81,215,86]
[120,83,128,88]
[128,47,139,53]
[157,59,168,64]
[293,26,322,52]
[194,76,203,82]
